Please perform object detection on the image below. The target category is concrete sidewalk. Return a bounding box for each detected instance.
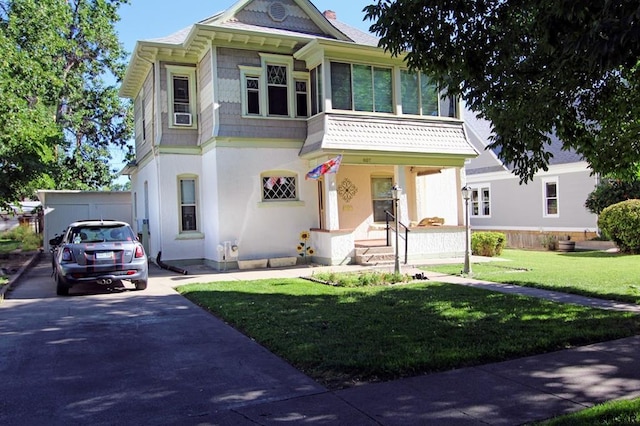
[147,259,640,424]
[3,254,639,424]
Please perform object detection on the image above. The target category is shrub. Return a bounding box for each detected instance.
[471,232,506,257]
[598,199,640,253]
[585,179,640,214]
[1,225,42,251]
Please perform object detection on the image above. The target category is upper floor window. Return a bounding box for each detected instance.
[330,62,393,113]
[166,65,197,128]
[246,77,260,115]
[543,177,559,217]
[470,185,491,217]
[401,70,439,116]
[262,173,298,201]
[310,65,323,115]
[179,177,198,232]
[239,54,309,119]
[267,64,288,116]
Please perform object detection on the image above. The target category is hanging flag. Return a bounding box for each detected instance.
[305,155,342,180]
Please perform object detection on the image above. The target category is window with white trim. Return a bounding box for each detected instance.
[310,64,323,115]
[469,185,491,217]
[371,177,395,222]
[179,177,198,232]
[542,177,559,217]
[331,62,393,113]
[401,70,439,116]
[239,55,309,119]
[262,173,298,201]
[166,65,197,128]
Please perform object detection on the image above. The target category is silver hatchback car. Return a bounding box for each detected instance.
[51,220,148,296]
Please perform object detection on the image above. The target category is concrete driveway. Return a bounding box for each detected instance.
[0,258,336,425]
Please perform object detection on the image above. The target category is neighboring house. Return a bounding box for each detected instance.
[463,108,599,248]
[119,0,478,269]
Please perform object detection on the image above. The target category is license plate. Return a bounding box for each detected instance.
[95,251,113,260]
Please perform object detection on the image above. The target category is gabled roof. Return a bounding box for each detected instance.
[120,0,377,98]
[464,106,585,176]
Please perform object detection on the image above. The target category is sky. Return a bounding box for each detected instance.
[111,0,375,177]
[116,0,375,53]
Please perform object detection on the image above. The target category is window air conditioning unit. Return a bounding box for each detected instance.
[174,112,192,126]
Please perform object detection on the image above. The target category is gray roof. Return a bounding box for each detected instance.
[327,18,379,47]
[142,7,378,47]
[464,107,584,169]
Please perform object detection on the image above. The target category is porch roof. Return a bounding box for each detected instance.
[300,114,478,165]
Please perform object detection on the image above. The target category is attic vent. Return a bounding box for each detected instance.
[268,2,287,22]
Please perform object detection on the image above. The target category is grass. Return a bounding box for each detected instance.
[0,226,41,253]
[177,277,640,389]
[534,397,640,425]
[425,249,640,304]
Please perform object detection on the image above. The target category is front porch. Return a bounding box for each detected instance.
[310,224,467,266]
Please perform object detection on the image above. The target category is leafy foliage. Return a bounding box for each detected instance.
[0,0,133,204]
[598,199,640,254]
[471,232,506,257]
[585,178,640,214]
[365,0,640,182]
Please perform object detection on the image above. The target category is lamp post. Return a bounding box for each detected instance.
[391,184,401,275]
[461,186,472,276]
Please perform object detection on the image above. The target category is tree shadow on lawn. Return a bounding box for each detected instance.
[179,281,640,389]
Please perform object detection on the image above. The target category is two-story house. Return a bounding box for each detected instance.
[119,0,478,269]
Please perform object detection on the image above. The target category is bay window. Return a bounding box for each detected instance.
[330,62,393,113]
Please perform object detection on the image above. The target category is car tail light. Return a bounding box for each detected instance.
[134,244,145,259]
[61,247,74,262]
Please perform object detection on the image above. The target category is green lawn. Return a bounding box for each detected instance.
[534,396,640,425]
[177,277,640,389]
[425,249,640,304]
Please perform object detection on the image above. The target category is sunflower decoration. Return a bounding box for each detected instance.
[297,231,314,263]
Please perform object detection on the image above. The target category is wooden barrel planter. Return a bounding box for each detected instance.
[557,240,576,252]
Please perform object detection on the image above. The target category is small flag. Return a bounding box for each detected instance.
[305,155,342,180]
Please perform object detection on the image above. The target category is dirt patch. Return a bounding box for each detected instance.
[0,252,38,275]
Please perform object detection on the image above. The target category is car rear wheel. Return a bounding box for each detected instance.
[56,278,69,296]
[134,280,147,290]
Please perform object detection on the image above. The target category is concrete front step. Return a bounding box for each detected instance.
[354,245,396,266]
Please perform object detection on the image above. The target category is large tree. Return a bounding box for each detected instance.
[0,0,132,205]
[365,0,640,182]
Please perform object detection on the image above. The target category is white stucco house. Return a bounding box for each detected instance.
[119,0,478,269]
[463,108,599,248]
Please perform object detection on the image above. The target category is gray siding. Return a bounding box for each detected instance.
[216,47,307,140]
[470,169,597,230]
[199,50,214,142]
[235,0,326,36]
[158,62,199,147]
[135,72,154,161]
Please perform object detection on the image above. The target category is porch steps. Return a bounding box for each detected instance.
[354,240,396,266]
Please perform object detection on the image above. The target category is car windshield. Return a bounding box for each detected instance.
[68,225,135,243]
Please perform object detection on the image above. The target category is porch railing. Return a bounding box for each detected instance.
[384,210,410,264]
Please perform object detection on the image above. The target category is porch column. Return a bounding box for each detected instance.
[324,174,340,230]
[395,166,410,224]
